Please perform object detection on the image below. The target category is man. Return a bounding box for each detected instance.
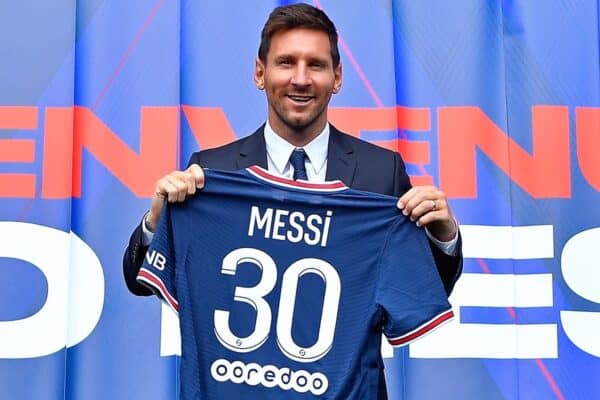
[124,3,461,398]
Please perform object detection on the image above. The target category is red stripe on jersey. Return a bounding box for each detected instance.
[138,269,179,312]
[388,309,454,346]
[247,165,347,190]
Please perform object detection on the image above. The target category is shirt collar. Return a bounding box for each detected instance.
[264,121,329,176]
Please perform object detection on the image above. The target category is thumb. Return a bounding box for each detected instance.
[187,164,205,188]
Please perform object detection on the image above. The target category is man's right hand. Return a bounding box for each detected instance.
[145,164,205,232]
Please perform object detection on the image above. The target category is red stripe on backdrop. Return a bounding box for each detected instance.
[93,0,166,110]
[313,0,384,108]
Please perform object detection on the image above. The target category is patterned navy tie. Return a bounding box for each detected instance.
[289,148,308,180]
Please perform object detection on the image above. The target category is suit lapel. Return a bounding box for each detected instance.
[236,125,268,170]
[326,125,356,186]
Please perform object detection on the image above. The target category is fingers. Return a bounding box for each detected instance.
[414,200,448,227]
[155,164,204,203]
[156,175,184,203]
[146,165,204,230]
[397,186,450,226]
[397,185,458,241]
[187,164,205,189]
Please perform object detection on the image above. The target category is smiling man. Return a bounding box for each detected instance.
[124,4,462,399]
[255,26,342,147]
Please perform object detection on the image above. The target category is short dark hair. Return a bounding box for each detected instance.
[258,3,340,68]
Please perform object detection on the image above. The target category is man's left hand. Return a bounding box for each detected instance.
[397,186,457,242]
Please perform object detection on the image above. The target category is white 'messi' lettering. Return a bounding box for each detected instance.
[210,358,328,396]
[247,206,333,247]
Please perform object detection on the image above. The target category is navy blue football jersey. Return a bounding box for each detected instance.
[138,166,453,399]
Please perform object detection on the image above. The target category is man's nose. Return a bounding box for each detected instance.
[290,65,311,86]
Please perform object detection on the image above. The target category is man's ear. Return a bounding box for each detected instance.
[254,58,265,90]
[332,62,342,94]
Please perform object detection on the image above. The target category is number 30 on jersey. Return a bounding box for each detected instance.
[213,247,342,363]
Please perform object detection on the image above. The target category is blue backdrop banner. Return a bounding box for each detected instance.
[0,1,599,399]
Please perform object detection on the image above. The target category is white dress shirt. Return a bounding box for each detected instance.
[264,121,329,181]
[143,121,458,255]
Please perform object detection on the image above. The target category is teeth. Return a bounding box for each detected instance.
[289,95,311,102]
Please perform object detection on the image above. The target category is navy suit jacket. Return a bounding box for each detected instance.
[124,124,462,296]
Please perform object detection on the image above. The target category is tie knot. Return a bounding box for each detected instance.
[289,149,308,180]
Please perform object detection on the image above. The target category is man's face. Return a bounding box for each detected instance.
[255,28,342,143]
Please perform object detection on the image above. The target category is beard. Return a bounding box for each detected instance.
[269,95,330,138]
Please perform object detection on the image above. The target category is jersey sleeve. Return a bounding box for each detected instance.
[136,204,179,314]
[376,219,454,347]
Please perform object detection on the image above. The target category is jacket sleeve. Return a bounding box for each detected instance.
[122,216,153,296]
